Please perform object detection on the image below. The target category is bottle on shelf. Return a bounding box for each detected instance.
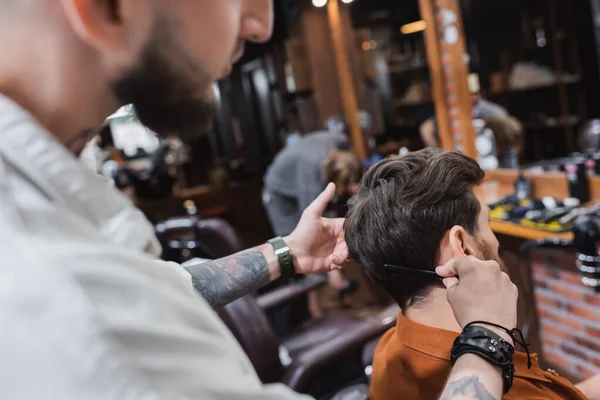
[565,159,591,204]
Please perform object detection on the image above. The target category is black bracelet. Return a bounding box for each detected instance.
[465,321,532,369]
[451,324,519,394]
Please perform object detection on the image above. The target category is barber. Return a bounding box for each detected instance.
[0,1,348,399]
[437,256,520,400]
[0,1,516,399]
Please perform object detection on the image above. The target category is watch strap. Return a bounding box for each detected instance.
[268,237,296,280]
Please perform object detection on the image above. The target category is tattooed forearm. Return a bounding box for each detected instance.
[440,376,498,400]
[184,247,272,307]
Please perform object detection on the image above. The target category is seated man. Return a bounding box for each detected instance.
[345,148,599,400]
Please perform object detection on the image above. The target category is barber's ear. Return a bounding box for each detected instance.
[60,0,152,53]
[448,225,478,258]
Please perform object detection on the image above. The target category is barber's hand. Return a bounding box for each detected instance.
[285,183,351,275]
[436,257,518,340]
[328,270,346,290]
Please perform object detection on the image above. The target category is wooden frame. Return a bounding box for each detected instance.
[419,0,477,158]
[327,0,368,160]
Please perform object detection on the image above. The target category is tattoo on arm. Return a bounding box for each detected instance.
[440,376,498,400]
[185,247,271,307]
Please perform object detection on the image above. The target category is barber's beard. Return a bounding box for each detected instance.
[111,16,217,140]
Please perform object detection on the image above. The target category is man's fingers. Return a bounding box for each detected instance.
[442,277,459,289]
[436,260,458,278]
[437,256,486,279]
[328,270,345,289]
[304,183,336,217]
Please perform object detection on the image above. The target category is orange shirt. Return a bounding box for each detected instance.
[370,313,587,400]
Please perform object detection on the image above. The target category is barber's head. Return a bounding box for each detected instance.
[323,149,362,198]
[1,0,273,140]
[345,148,500,309]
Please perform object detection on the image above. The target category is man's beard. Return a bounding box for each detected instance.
[477,239,508,273]
[112,17,217,140]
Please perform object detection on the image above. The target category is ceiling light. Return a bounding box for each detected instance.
[312,0,328,7]
[400,20,427,35]
[341,0,355,3]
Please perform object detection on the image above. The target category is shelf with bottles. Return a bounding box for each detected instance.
[462,0,593,163]
[386,36,428,74]
[522,115,581,130]
[488,73,581,97]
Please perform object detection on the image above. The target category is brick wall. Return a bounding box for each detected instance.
[530,249,600,381]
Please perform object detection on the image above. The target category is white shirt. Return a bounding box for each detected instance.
[0,94,309,400]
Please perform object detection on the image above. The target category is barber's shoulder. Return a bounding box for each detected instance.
[0,235,254,400]
[55,241,191,291]
[36,239,229,333]
[1,233,192,304]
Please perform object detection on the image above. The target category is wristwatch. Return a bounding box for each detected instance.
[451,325,516,394]
[268,237,296,280]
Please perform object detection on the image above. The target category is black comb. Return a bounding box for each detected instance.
[383,264,444,282]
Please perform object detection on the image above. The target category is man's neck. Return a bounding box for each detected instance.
[403,287,462,333]
[0,84,115,155]
[0,20,118,154]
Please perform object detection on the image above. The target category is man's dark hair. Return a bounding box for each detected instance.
[345,148,484,309]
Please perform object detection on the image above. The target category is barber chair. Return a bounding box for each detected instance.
[330,384,369,400]
[125,146,175,201]
[155,216,397,397]
[362,336,380,381]
[155,215,244,263]
[361,304,400,380]
[155,215,202,263]
[220,287,395,397]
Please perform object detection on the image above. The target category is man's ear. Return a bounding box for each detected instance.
[59,0,152,53]
[448,225,478,258]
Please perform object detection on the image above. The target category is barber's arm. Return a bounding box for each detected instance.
[185,183,349,307]
[61,247,313,400]
[440,355,504,400]
[575,374,600,400]
[436,257,519,400]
